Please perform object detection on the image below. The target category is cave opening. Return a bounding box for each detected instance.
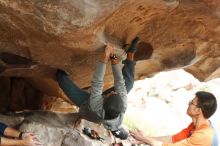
[0,76,43,113]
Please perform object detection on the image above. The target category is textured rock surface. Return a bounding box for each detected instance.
[0,0,220,110]
[1,1,219,145]
[0,112,119,146]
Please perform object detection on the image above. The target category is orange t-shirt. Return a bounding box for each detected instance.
[163,122,217,146]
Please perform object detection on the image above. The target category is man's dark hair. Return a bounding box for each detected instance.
[103,94,124,120]
[196,91,217,119]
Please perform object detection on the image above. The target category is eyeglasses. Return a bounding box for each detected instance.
[188,100,199,107]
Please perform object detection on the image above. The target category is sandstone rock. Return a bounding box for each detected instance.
[0,0,220,136]
[0,0,219,86]
[1,111,120,146]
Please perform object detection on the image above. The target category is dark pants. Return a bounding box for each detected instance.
[0,122,7,136]
[56,60,135,107]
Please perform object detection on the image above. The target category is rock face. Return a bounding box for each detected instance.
[0,112,119,146]
[0,1,220,110]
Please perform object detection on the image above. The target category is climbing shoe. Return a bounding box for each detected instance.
[125,37,140,53]
[111,127,128,140]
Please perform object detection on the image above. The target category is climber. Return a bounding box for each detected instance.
[56,37,142,140]
[0,122,42,146]
[130,91,219,146]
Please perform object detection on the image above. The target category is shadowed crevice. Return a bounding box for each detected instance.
[162,48,196,68]
[0,52,36,66]
[135,41,154,61]
[0,52,38,74]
